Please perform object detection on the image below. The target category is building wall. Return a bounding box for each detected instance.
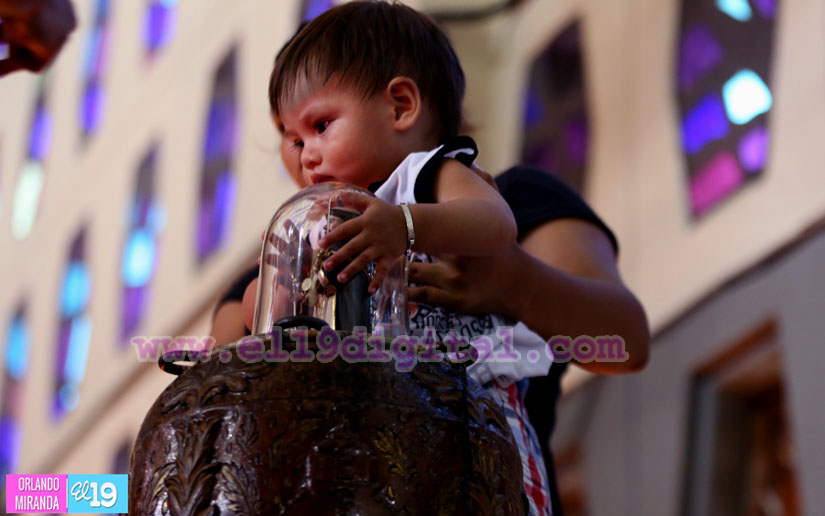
[0,0,822,511]
[553,224,825,515]
[1,0,305,476]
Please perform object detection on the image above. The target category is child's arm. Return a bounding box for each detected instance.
[409,159,517,255]
[320,160,517,294]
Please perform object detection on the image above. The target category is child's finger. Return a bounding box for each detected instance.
[335,191,374,212]
[323,235,367,272]
[320,218,361,248]
[335,248,375,284]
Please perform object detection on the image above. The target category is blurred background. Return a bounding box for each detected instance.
[0,0,820,514]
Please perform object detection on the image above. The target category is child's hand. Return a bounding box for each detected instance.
[319,196,407,295]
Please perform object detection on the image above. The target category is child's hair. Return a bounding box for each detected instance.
[269,1,465,142]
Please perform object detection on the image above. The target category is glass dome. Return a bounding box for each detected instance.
[252,183,409,337]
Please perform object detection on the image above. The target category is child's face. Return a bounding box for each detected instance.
[274,115,307,187]
[278,79,399,189]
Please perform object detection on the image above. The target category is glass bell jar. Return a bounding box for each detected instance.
[252,182,409,337]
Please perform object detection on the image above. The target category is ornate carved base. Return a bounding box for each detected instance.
[130,332,525,515]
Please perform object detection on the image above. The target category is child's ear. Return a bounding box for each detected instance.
[385,76,422,132]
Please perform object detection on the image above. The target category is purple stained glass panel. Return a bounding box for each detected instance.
[80,0,110,138]
[121,285,145,342]
[563,117,589,167]
[81,84,104,134]
[197,49,238,263]
[520,20,589,194]
[738,126,769,172]
[0,416,21,477]
[682,93,729,154]
[144,1,175,55]
[196,197,214,260]
[690,151,744,216]
[203,101,238,161]
[302,0,334,22]
[678,24,724,92]
[28,105,52,161]
[211,171,237,241]
[752,0,777,18]
[52,319,72,419]
[524,145,560,177]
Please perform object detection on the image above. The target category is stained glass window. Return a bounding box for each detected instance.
[121,146,164,345]
[80,0,112,139]
[520,21,590,194]
[676,0,778,218]
[195,48,239,263]
[301,0,334,22]
[54,228,92,420]
[12,82,52,240]
[0,304,29,487]
[143,0,178,59]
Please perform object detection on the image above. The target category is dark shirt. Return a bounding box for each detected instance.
[496,166,617,516]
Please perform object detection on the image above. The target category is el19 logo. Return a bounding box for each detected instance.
[66,474,128,513]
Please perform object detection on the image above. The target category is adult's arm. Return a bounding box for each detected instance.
[209,266,258,346]
[409,165,649,373]
[409,220,648,373]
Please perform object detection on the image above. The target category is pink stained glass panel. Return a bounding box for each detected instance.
[690,151,744,216]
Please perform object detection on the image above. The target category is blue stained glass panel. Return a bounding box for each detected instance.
[716,0,753,21]
[681,94,730,154]
[722,69,772,125]
[523,86,543,127]
[5,317,29,381]
[57,383,79,414]
[63,315,91,383]
[60,261,91,318]
[54,229,90,419]
[122,229,156,287]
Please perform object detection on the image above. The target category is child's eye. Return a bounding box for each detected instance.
[291,139,304,149]
[315,120,330,133]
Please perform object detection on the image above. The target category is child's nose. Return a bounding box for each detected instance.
[300,142,320,170]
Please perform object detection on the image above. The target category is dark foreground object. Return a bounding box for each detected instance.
[130,332,525,515]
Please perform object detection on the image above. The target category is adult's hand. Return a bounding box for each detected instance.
[0,0,77,76]
[409,218,649,373]
[408,246,522,319]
